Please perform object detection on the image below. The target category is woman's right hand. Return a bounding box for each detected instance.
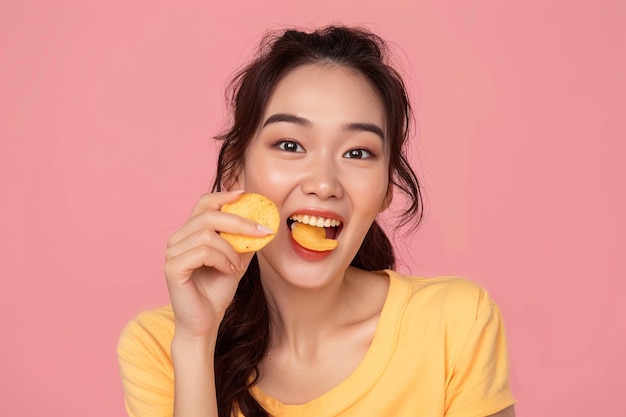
[164,191,271,341]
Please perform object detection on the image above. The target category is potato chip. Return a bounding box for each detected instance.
[220,193,280,253]
[291,222,338,251]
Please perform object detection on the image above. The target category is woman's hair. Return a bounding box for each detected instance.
[211,25,423,417]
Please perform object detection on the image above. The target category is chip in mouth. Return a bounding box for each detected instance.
[289,217,340,251]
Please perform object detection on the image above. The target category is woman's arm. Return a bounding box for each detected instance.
[171,334,218,417]
[164,191,270,416]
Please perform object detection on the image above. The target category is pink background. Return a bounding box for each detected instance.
[1,1,624,416]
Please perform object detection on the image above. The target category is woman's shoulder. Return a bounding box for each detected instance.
[384,270,497,319]
[382,270,507,361]
[117,305,175,360]
[117,306,176,415]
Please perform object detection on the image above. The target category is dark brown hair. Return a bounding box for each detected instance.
[211,25,423,417]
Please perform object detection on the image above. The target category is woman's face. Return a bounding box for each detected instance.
[235,63,390,288]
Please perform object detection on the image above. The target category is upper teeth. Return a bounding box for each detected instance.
[289,214,341,228]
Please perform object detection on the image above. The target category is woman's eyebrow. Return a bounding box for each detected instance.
[344,122,384,140]
[262,113,384,140]
[262,113,311,128]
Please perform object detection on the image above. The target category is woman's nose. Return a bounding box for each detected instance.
[300,157,344,200]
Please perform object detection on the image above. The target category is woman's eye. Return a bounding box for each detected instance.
[275,140,304,153]
[343,148,373,159]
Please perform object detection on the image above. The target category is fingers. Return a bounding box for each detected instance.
[166,227,243,276]
[167,208,272,250]
[188,190,245,218]
[165,244,239,283]
[165,191,273,283]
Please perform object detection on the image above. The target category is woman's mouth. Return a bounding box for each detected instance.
[288,214,342,240]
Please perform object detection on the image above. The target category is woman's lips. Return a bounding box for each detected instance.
[288,232,335,261]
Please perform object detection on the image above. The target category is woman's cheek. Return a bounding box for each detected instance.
[349,167,388,200]
[244,158,296,194]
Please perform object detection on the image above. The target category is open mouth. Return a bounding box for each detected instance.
[288,214,342,240]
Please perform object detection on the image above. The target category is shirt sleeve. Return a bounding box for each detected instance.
[117,307,176,417]
[445,289,516,417]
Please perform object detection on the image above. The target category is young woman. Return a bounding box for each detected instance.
[118,25,516,417]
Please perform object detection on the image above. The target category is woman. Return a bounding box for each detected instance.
[118,25,516,417]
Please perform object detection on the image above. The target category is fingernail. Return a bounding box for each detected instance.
[257,224,275,235]
[230,189,246,194]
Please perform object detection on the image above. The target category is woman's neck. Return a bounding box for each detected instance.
[253,267,390,403]
[259,266,388,357]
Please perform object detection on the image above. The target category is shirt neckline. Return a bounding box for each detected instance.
[249,270,411,416]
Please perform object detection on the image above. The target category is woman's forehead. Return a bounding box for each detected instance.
[262,63,386,131]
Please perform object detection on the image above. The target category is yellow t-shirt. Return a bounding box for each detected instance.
[118,271,516,417]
